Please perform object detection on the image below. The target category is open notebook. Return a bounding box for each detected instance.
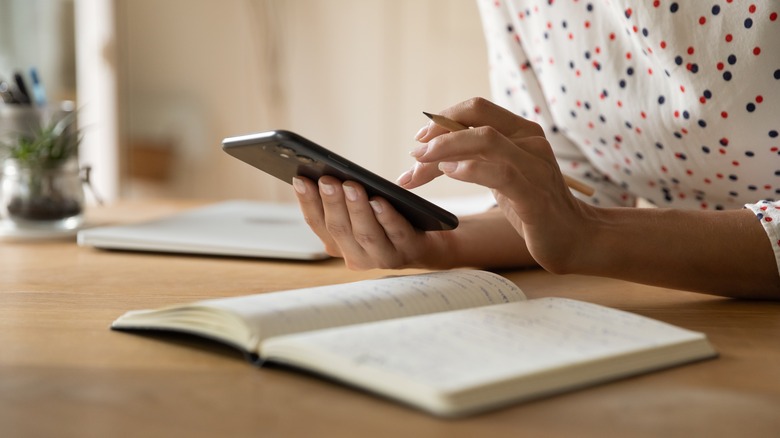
[77,200,329,260]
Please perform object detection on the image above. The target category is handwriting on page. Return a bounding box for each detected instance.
[278,297,704,392]
[203,270,526,342]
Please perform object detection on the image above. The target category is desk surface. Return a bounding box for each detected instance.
[1,200,778,438]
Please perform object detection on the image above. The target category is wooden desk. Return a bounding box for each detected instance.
[1,201,778,437]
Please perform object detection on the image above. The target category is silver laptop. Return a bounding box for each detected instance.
[77,200,329,260]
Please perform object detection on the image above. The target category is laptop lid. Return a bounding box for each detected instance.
[77,200,330,260]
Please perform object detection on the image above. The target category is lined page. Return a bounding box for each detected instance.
[201,270,525,343]
[263,297,711,393]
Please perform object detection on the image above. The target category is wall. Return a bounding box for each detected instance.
[118,0,491,202]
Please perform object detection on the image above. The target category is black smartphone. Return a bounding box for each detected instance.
[222,130,458,231]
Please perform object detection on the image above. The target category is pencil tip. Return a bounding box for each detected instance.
[422,111,434,119]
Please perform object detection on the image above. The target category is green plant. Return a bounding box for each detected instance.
[1,109,85,222]
[4,110,81,169]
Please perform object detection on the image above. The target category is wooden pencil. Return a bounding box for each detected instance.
[422,112,596,197]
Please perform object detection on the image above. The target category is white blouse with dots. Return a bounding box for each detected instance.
[476,0,780,277]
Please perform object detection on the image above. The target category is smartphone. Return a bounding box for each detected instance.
[222,130,458,231]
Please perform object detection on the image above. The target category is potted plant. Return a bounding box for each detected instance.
[0,103,85,230]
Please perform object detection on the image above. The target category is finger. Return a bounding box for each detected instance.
[415,126,534,164]
[437,159,531,196]
[292,176,341,257]
[341,181,403,265]
[437,138,569,201]
[317,176,369,259]
[368,196,421,253]
[436,97,545,138]
[397,161,443,189]
[415,119,457,143]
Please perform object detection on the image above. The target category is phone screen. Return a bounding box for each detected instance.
[222,130,458,231]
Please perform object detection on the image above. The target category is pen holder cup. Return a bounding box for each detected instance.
[0,102,84,231]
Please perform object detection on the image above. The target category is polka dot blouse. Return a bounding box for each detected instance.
[477,0,780,276]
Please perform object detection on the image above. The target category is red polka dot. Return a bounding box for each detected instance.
[660,40,667,49]
[749,4,757,13]
[653,0,660,7]
[680,85,686,93]
[725,34,733,43]
[754,47,761,55]
[687,47,695,55]
[766,217,773,222]
[721,111,729,118]
[648,68,654,75]
[700,96,707,104]
[585,21,591,28]
[609,32,616,40]
[771,12,778,21]
[732,161,740,166]
[699,16,706,25]
[717,62,725,70]
[756,95,764,103]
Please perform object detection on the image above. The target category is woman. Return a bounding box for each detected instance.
[292,1,779,299]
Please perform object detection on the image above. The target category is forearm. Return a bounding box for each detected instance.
[575,207,780,299]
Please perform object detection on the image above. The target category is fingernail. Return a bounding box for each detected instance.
[414,124,429,141]
[319,180,335,195]
[369,200,383,214]
[438,161,458,173]
[396,169,413,186]
[292,177,306,195]
[410,144,428,158]
[343,184,357,201]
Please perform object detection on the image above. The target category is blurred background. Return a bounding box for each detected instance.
[1,0,490,205]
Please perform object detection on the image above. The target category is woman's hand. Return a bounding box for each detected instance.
[401,97,596,274]
[292,175,460,270]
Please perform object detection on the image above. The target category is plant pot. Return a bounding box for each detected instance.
[0,158,84,230]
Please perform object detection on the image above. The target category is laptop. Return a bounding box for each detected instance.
[77,200,330,260]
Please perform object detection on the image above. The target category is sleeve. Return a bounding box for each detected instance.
[744,200,780,280]
[476,0,634,208]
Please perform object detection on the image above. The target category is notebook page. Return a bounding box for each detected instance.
[264,297,709,393]
[201,270,525,343]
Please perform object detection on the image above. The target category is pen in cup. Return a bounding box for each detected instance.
[29,67,47,106]
[12,71,32,105]
[422,112,596,197]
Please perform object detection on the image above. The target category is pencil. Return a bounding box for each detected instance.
[422,112,595,197]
